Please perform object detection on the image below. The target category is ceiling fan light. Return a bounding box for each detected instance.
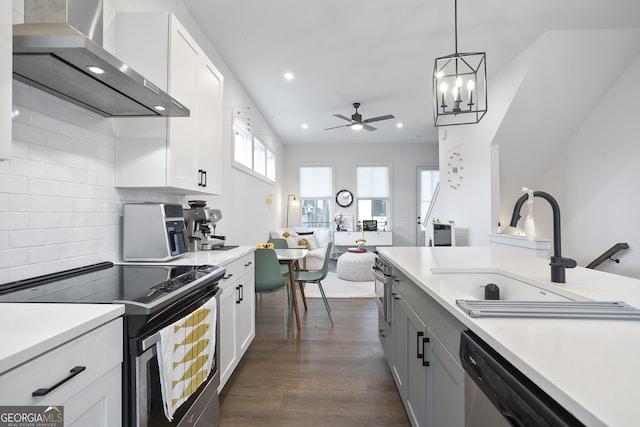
[351,123,363,130]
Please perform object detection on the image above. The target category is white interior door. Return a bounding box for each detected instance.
[416,167,440,246]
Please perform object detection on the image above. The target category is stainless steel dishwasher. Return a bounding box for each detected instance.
[459,330,584,427]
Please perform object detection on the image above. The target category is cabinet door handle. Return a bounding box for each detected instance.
[417,331,424,359]
[379,329,386,338]
[239,284,244,302]
[244,261,253,267]
[32,366,86,396]
[198,169,204,186]
[223,273,234,280]
[236,286,241,304]
[422,336,430,367]
[202,170,207,187]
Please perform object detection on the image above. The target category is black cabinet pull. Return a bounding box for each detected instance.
[417,331,424,359]
[202,170,207,187]
[239,284,244,302]
[244,261,252,267]
[32,366,86,396]
[422,336,430,367]
[223,273,234,280]
[236,286,241,304]
[379,329,386,338]
[198,169,204,186]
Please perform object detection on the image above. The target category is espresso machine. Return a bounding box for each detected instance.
[183,200,225,250]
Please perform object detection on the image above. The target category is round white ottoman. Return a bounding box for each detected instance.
[337,251,376,281]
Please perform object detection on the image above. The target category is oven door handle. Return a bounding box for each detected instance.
[142,331,160,352]
[371,266,388,284]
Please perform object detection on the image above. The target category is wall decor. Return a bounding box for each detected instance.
[336,189,353,207]
[447,151,464,189]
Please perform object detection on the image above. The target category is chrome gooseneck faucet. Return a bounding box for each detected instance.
[509,191,577,283]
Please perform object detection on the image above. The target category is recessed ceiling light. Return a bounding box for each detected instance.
[153,105,166,111]
[396,123,404,128]
[86,65,105,74]
[284,72,294,80]
[301,123,308,129]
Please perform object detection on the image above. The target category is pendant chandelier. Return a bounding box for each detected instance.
[433,0,487,127]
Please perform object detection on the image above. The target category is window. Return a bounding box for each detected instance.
[299,166,333,229]
[356,166,390,229]
[233,119,275,182]
[253,137,266,176]
[233,120,252,169]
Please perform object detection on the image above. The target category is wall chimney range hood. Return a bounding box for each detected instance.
[13,0,190,118]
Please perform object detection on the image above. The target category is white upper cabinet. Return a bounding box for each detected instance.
[1,1,11,160]
[115,12,223,194]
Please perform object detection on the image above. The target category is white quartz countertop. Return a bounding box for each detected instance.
[117,246,255,268]
[0,304,124,375]
[377,246,640,427]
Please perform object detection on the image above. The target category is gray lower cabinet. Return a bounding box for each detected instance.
[382,265,465,427]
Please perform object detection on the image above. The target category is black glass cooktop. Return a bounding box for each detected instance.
[0,262,224,313]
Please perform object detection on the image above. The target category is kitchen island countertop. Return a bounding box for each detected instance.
[377,246,640,427]
[0,304,124,375]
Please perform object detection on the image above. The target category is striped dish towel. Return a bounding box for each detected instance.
[156,295,217,421]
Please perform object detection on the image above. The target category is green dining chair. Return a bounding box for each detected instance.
[294,242,333,326]
[254,248,291,340]
[268,238,290,275]
[267,238,288,249]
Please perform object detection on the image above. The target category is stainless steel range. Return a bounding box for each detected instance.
[0,262,225,427]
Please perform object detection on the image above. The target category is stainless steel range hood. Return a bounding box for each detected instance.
[13,0,189,118]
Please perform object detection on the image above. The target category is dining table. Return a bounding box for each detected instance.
[274,248,308,330]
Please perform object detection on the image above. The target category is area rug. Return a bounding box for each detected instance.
[302,271,374,298]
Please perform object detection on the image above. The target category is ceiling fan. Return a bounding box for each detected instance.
[324,102,395,131]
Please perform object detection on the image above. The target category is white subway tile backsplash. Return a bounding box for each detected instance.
[0,174,29,194]
[3,78,186,281]
[29,178,61,196]
[59,151,86,169]
[29,212,62,229]
[0,248,28,268]
[72,168,98,185]
[11,140,29,159]
[45,163,75,182]
[29,143,63,164]
[10,158,47,179]
[0,212,29,231]
[9,229,45,248]
[45,228,76,245]
[46,132,76,153]
[13,83,46,113]
[12,121,46,146]
[30,110,64,134]
[58,182,86,198]
[8,194,47,212]
[71,198,98,213]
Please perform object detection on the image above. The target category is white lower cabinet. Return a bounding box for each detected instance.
[0,318,123,427]
[334,231,393,247]
[218,253,256,390]
[383,266,465,427]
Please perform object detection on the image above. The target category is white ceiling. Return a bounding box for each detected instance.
[183,0,640,145]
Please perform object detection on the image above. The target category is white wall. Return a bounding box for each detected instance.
[0,0,283,282]
[284,142,438,247]
[538,53,640,277]
[431,28,640,278]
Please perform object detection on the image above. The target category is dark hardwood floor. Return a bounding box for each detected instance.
[219,291,410,426]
